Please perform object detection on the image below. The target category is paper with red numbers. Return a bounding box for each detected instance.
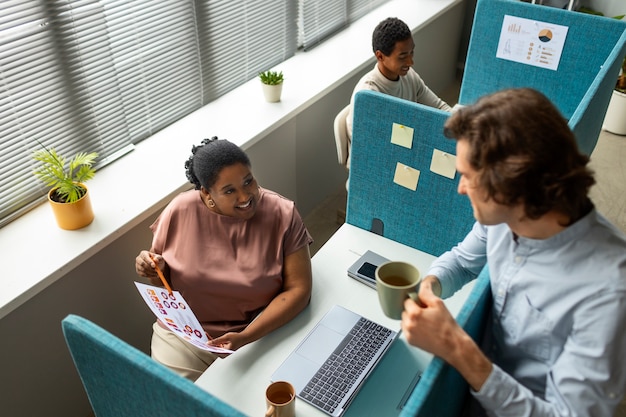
[135,282,233,354]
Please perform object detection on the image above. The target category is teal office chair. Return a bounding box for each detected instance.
[62,314,246,417]
[333,104,350,170]
[334,104,351,193]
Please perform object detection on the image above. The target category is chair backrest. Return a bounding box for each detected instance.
[347,90,475,256]
[459,0,626,155]
[61,314,246,417]
[334,104,351,167]
[401,265,492,417]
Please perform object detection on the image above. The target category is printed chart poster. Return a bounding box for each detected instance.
[496,15,569,71]
[134,282,233,354]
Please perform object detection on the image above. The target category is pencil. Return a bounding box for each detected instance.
[149,253,173,295]
[148,253,215,342]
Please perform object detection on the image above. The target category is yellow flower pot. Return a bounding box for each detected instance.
[48,184,94,230]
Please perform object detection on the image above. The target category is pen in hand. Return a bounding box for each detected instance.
[147,253,216,342]
[148,253,173,296]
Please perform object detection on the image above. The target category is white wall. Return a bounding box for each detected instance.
[582,0,626,18]
[0,3,465,416]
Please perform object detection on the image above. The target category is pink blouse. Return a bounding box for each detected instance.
[150,187,312,336]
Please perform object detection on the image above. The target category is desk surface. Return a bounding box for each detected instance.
[195,223,474,416]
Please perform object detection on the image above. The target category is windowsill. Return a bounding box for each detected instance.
[0,0,462,320]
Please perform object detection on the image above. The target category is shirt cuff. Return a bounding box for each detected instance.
[426,266,453,299]
[471,364,517,411]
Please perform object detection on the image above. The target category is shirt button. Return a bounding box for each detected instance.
[515,256,522,264]
[609,392,616,399]
[498,289,504,296]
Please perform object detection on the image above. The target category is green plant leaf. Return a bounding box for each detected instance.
[32,145,98,203]
[259,70,284,85]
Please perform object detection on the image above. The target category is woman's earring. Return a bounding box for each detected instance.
[207,199,216,208]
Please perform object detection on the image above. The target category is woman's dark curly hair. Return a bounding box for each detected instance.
[372,17,412,56]
[444,88,595,224]
[184,137,251,191]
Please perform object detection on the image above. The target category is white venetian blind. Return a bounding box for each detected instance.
[348,0,389,21]
[0,0,297,227]
[298,0,348,51]
[100,0,203,143]
[298,0,390,51]
[0,0,133,227]
[197,0,297,101]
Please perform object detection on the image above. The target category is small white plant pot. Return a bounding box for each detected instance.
[603,90,626,136]
[262,82,283,103]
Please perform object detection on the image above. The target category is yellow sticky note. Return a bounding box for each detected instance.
[393,162,420,191]
[390,123,414,149]
[430,149,456,179]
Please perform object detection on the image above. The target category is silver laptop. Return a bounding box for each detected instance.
[271,305,398,417]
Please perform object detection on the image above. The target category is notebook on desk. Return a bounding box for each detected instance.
[271,305,398,417]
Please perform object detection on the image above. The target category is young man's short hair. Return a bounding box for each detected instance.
[372,17,412,56]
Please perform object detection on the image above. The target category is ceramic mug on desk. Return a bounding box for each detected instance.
[376,261,421,319]
[265,381,296,417]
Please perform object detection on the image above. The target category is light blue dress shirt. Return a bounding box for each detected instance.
[428,209,626,417]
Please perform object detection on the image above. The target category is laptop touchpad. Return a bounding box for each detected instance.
[296,324,344,365]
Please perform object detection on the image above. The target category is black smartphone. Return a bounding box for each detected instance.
[357,262,378,282]
[347,250,390,289]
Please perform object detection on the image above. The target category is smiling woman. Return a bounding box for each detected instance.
[0,0,466,413]
[134,137,314,381]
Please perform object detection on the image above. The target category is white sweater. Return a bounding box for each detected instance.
[346,64,452,168]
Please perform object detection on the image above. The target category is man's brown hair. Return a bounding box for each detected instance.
[444,88,595,223]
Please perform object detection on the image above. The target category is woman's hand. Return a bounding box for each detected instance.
[207,331,246,352]
[135,250,167,287]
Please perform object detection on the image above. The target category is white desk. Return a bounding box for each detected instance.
[195,223,474,416]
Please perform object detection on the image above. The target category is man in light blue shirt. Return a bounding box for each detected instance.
[401,88,626,416]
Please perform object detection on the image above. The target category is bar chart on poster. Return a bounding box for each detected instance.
[496,15,568,70]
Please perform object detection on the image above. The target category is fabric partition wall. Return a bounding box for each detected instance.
[459,0,626,155]
[402,265,492,417]
[62,314,247,417]
[346,90,475,257]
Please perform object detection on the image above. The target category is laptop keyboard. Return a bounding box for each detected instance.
[299,317,394,415]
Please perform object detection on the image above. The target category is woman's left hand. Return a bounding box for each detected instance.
[207,332,246,352]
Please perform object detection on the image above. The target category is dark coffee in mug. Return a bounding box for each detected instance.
[381,275,413,286]
[268,392,293,405]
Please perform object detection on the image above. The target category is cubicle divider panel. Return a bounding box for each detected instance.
[459,0,626,155]
[347,90,475,257]
[401,265,492,417]
[569,29,626,154]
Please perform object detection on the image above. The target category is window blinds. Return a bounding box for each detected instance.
[197,0,297,101]
[100,0,203,143]
[0,0,297,227]
[348,0,389,21]
[1,0,378,227]
[0,0,133,227]
[299,0,348,51]
[298,0,390,51]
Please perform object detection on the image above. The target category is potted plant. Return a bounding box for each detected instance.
[32,142,98,230]
[603,55,626,135]
[259,70,284,103]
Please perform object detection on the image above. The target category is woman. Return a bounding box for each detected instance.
[135,137,313,380]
